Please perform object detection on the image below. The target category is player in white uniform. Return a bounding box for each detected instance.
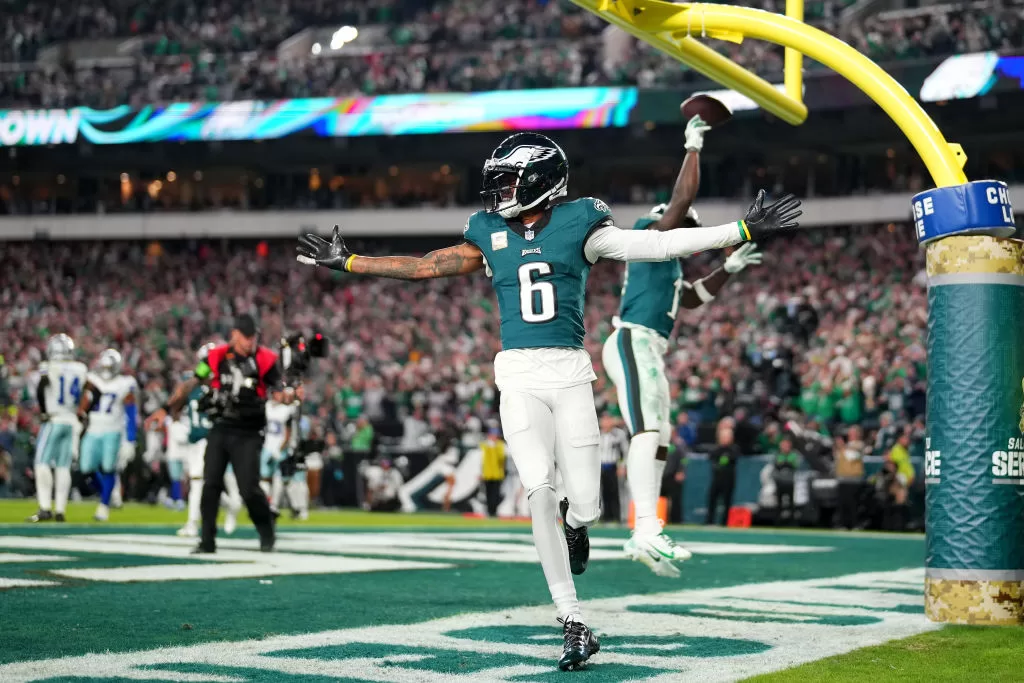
[164,411,189,511]
[77,349,138,521]
[261,389,299,515]
[28,334,88,522]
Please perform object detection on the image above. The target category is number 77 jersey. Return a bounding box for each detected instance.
[464,197,611,351]
[85,373,137,434]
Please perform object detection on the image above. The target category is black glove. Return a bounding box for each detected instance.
[742,190,802,241]
[296,225,352,272]
[279,453,307,478]
[195,385,227,419]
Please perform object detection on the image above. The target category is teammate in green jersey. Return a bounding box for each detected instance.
[603,115,764,579]
[297,132,801,671]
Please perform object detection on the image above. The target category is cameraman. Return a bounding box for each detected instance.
[146,315,280,553]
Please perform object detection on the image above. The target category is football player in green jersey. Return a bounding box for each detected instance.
[297,132,801,671]
[603,115,763,579]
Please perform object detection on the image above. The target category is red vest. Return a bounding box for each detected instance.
[205,345,278,398]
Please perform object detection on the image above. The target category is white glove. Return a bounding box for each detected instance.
[724,242,763,273]
[119,440,137,468]
[684,114,712,152]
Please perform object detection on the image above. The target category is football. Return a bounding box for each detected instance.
[680,94,733,128]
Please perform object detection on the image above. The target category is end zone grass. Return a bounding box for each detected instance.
[750,625,1024,683]
[0,499,529,528]
[2,498,1020,681]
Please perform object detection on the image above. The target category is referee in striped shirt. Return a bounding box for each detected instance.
[598,415,630,523]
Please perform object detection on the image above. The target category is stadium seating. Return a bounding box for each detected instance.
[2,0,1021,106]
[0,225,926,469]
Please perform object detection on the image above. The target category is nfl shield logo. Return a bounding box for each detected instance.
[524,229,535,241]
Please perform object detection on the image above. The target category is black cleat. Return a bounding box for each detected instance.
[558,618,600,671]
[259,529,276,553]
[26,510,53,523]
[54,513,66,523]
[190,544,216,555]
[560,498,590,575]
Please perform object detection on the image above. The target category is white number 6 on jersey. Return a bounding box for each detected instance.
[518,262,556,323]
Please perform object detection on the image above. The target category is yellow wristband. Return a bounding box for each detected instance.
[344,254,357,272]
[737,220,752,241]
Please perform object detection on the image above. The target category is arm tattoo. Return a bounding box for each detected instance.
[166,378,200,413]
[349,243,484,280]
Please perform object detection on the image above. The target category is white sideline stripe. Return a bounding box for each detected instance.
[0,578,59,589]
[53,555,448,583]
[0,568,937,683]
[0,553,74,563]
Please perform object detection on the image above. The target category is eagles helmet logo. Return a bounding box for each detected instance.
[481,133,569,219]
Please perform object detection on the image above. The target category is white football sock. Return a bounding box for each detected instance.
[54,467,72,514]
[110,474,123,507]
[188,478,203,525]
[628,432,662,536]
[654,458,667,494]
[271,474,284,509]
[287,479,308,514]
[529,486,580,621]
[651,456,669,533]
[222,470,243,512]
[35,464,54,511]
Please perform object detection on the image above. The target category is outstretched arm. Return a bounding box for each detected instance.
[143,377,202,430]
[348,242,484,280]
[585,220,748,263]
[585,191,800,263]
[297,225,484,280]
[680,242,762,309]
[652,115,710,232]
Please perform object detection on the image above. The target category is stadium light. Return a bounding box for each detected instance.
[311,43,322,55]
[330,26,359,50]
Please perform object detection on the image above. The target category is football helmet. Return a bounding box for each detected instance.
[651,203,700,228]
[97,349,122,379]
[46,334,75,361]
[481,132,569,218]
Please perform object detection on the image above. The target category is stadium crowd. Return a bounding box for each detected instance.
[2,0,1023,107]
[0,222,927,528]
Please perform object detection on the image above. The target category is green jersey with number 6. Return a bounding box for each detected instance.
[186,386,213,444]
[464,197,612,350]
[618,214,683,339]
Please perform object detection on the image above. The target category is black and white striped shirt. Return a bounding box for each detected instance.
[599,427,630,466]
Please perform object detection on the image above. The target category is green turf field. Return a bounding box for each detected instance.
[0,500,1019,682]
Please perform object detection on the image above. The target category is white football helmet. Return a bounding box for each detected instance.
[97,349,123,379]
[46,334,75,361]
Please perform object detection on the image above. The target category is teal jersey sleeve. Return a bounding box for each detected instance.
[185,387,213,443]
[617,213,684,339]
[583,196,614,228]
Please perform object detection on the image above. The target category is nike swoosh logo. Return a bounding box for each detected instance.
[645,549,663,562]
